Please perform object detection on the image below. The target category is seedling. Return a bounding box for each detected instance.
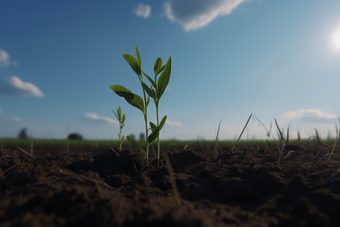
[112,106,126,150]
[253,115,272,139]
[110,46,171,165]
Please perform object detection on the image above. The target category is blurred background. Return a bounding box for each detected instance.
[1,0,340,141]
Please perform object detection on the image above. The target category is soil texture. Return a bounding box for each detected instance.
[1,143,340,227]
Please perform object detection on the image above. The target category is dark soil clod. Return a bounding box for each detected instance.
[0,144,339,226]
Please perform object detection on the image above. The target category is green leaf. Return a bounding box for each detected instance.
[110,85,144,112]
[147,130,159,143]
[127,136,147,156]
[112,109,119,121]
[122,114,126,124]
[153,57,163,75]
[147,116,167,143]
[117,106,122,120]
[150,122,157,131]
[158,115,167,131]
[146,96,150,107]
[143,71,157,89]
[123,54,141,76]
[155,65,165,77]
[129,49,134,57]
[141,82,156,99]
[157,56,172,100]
[135,46,142,69]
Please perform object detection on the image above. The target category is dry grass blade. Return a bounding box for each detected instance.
[231,113,253,153]
[180,143,190,152]
[165,155,181,207]
[328,124,339,160]
[328,133,339,160]
[286,124,290,145]
[67,125,69,153]
[264,139,271,154]
[60,169,117,191]
[105,143,120,156]
[313,128,321,144]
[274,138,283,163]
[253,115,272,138]
[274,119,285,142]
[16,146,34,158]
[297,130,301,150]
[332,107,340,142]
[31,131,33,157]
[2,163,20,175]
[213,119,222,159]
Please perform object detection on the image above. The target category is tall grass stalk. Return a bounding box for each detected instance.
[231,113,253,153]
[253,116,272,139]
[216,113,252,163]
[213,119,223,159]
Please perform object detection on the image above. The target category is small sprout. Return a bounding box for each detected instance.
[110,46,172,165]
[112,106,126,150]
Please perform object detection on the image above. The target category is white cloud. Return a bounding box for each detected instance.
[0,49,10,67]
[0,108,3,113]
[221,126,233,134]
[133,4,151,18]
[163,0,251,31]
[85,112,118,126]
[282,109,338,123]
[11,116,21,122]
[0,76,44,97]
[166,119,183,126]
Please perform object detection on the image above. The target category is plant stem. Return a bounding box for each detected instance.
[156,103,160,165]
[119,126,122,150]
[142,89,149,163]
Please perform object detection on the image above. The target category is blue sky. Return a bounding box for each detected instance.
[1,0,340,141]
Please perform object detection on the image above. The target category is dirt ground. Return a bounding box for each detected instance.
[1,142,340,227]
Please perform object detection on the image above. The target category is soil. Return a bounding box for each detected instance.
[1,142,340,227]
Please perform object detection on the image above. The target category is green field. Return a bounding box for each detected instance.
[1,137,338,151]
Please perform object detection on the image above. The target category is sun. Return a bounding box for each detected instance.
[334,30,340,50]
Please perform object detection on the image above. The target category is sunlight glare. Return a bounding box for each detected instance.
[334,30,340,50]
